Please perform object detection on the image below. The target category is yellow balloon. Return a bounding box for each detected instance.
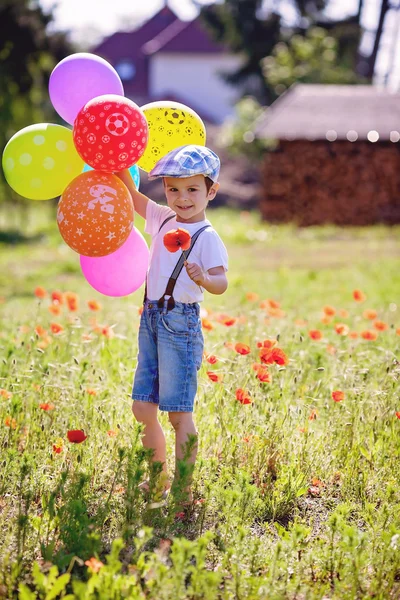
[2,123,84,200]
[137,101,206,172]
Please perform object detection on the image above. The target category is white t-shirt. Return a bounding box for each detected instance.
[144,199,229,303]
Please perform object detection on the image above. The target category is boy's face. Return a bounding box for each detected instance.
[163,175,219,223]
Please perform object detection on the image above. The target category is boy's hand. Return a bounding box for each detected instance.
[184,261,206,286]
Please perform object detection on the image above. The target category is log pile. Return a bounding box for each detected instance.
[260,140,400,226]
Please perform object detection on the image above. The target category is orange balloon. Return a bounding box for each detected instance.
[57,171,134,257]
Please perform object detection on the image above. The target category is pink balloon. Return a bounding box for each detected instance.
[80,227,149,297]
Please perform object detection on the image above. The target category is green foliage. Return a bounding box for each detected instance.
[262,26,366,97]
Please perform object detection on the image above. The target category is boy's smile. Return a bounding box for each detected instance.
[164,175,219,223]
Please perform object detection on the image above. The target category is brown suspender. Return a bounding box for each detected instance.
[143,215,210,311]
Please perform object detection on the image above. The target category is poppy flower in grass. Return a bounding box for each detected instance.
[259,347,288,366]
[88,300,102,311]
[48,304,61,316]
[235,343,251,355]
[361,329,378,341]
[257,339,276,349]
[309,409,317,420]
[220,316,236,327]
[50,322,64,335]
[35,325,47,338]
[205,354,218,364]
[396,327,400,336]
[65,291,79,312]
[51,290,64,304]
[373,320,388,331]
[349,331,359,339]
[4,416,17,428]
[309,330,323,340]
[326,344,336,355]
[353,289,366,302]
[207,371,223,383]
[256,367,271,383]
[34,286,47,299]
[363,309,377,320]
[202,318,213,331]
[396,412,400,419]
[236,388,252,405]
[246,292,259,302]
[323,305,336,317]
[53,438,64,454]
[0,389,12,399]
[332,390,345,402]
[39,403,55,411]
[67,429,87,443]
[335,323,349,336]
[163,228,191,253]
[85,558,104,573]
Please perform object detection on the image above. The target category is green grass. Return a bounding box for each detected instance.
[1,202,400,599]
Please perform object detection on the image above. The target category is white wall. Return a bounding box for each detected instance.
[150,53,243,123]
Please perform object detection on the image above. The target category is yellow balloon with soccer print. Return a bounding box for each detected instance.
[137,101,206,172]
[2,123,84,200]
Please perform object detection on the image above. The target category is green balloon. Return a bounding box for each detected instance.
[2,123,84,200]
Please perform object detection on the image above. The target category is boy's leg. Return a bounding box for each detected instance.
[168,411,198,502]
[132,400,170,487]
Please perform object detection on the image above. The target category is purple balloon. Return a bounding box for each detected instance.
[49,53,124,126]
[80,227,149,297]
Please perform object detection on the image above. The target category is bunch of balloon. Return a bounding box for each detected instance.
[2,52,150,297]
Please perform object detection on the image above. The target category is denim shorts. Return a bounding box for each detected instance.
[132,298,204,412]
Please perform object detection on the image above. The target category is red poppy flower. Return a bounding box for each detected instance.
[50,322,64,335]
[373,320,388,331]
[163,228,191,253]
[67,429,87,443]
[309,330,323,340]
[256,339,276,349]
[323,305,336,316]
[236,388,252,404]
[332,390,345,403]
[259,347,288,366]
[88,300,102,311]
[256,367,271,383]
[39,403,55,411]
[51,290,64,304]
[207,371,223,383]
[235,343,251,355]
[396,412,400,419]
[205,354,218,364]
[363,309,377,320]
[353,289,366,302]
[361,329,378,341]
[34,286,47,299]
[335,323,349,336]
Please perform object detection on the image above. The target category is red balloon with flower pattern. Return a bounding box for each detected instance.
[73,94,148,172]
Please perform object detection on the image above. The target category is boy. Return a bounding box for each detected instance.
[116,145,228,509]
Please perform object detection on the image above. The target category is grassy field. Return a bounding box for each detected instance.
[1,201,400,599]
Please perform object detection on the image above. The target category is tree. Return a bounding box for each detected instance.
[262,26,366,97]
[0,0,73,202]
[194,0,331,104]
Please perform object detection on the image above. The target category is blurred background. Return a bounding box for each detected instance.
[0,0,399,225]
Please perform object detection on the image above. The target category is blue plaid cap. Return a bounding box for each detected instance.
[148,145,220,182]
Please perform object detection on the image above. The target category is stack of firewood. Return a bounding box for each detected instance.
[260,140,400,226]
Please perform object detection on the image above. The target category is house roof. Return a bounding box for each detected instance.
[254,84,400,142]
[142,16,226,55]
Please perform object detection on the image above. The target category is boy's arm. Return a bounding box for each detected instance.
[185,263,228,295]
[115,168,149,220]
